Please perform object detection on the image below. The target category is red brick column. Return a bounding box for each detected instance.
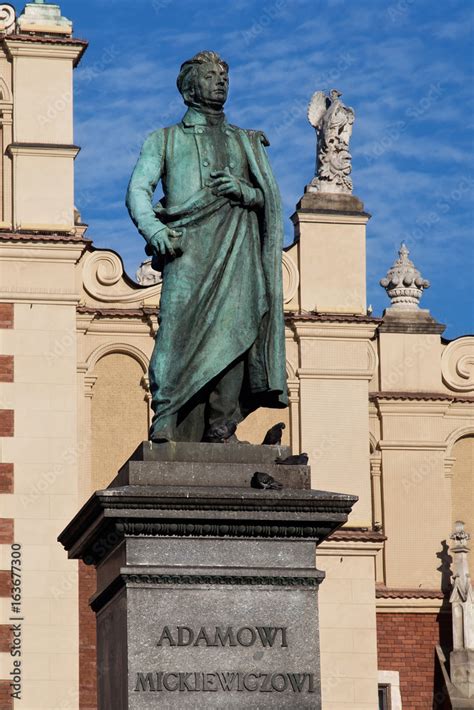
[0,304,13,329]
[0,355,13,382]
[0,680,13,709]
[79,562,97,710]
[0,463,14,493]
[377,612,452,709]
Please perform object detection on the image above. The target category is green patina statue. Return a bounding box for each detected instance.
[126,50,288,443]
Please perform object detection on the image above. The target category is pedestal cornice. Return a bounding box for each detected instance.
[3,34,88,66]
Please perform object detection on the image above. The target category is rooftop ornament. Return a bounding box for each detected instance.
[380,243,430,310]
[307,89,355,195]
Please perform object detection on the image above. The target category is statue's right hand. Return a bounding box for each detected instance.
[148,227,181,258]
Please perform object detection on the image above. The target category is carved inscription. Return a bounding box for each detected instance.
[135,625,317,696]
[157,625,288,648]
[134,671,315,693]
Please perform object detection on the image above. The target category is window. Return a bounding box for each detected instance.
[379,684,391,710]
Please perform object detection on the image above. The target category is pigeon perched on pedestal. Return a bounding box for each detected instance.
[251,472,284,490]
[261,422,286,446]
[275,453,309,466]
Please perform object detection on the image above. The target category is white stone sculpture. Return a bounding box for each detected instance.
[448,521,474,701]
[136,258,162,287]
[307,89,355,194]
[380,243,430,310]
[450,522,474,652]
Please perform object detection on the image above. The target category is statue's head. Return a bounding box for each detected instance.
[177,51,229,110]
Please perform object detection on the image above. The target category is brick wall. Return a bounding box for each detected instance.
[0,680,13,709]
[0,355,13,382]
[0,464,13,494]
[79,562,97,710]
[0,625,12,653]
[0,410,13,437]
[0,304,13,329]
[0,519,14,545]
[377,612,452,709]
[0,570,12,597]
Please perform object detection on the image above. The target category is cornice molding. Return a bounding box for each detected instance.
[292,211,370,225]
[123,573,323,587]
[376,586,444,599]
[286,311,381,325]
[378,440,447,451]
[3,35,87,66]
[7,143,80,159]
[370,391,474,405]
[0,230,85,243]
[376,598,445,613]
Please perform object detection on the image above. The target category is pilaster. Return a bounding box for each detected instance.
[2,33,86,231]
[288,315,379,527]
[291,192,370,315]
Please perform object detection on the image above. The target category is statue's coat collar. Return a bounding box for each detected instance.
[181,106,232,128]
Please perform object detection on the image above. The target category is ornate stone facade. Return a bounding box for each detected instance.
[0,4,472,710]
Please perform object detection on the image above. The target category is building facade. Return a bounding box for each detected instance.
[0,3,472,709]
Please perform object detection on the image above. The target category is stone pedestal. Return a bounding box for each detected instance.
[59,442,357,709]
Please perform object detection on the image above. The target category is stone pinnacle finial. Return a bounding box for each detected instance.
[380,243,430,310]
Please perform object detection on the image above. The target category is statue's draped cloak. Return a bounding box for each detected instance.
[127,118,287,439]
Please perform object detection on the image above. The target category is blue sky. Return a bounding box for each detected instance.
[57,0,473,337]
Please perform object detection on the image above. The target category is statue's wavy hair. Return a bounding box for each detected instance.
[177,51,228,104]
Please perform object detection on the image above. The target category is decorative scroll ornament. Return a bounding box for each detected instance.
[82,251,162,304]
[281,252,299,305]
[307,89,355,194]
[82,249,300,307]
[442,336,474,393]
[0,4,16,34]
[380,243,430,310]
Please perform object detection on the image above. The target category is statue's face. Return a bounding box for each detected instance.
[192,61,229,109]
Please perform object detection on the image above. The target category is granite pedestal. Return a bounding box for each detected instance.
[59,442,357,709]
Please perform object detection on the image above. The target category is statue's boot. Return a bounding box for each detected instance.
[149,413,176,443]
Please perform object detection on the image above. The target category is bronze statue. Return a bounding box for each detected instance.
[126,51,287,443]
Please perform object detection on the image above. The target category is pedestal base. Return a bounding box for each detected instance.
[59,442,357,709]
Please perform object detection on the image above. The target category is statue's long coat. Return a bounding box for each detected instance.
[126,107,287,439]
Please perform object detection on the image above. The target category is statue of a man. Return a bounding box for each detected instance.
[126,51,287,443]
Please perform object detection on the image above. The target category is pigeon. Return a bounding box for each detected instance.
[261,422,286,446]
[251,472,284,490]
[203,420,237,443]
[275,453,309,466]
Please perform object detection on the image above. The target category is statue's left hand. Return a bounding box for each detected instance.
[209,170,243,201]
